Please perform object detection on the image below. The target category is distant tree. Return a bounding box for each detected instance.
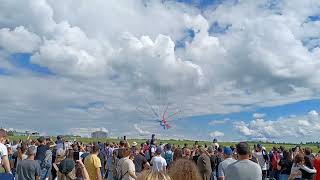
[7,130,14,136]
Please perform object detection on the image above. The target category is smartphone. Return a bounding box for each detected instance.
[73,151,80,161]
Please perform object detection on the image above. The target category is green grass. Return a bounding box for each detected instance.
[8,136,320,152]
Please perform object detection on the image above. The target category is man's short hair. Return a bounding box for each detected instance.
[119,140,125,146]
[91,143,100,153]
[0,129,7,138]
[236,142,250,155]
[305,147,312,155]
[37,136,46,143]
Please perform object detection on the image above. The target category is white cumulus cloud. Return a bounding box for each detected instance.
[209,131,224,137]
[234,110,320,142]
[1,0,320,141]
[253,113,266,119]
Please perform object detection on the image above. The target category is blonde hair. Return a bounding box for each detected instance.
[169,159,201,180]
[138,170,171,180]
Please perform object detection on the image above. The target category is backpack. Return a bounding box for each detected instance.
[271,152,280,171]
[209,155,222,173]
[106,147,113,160]
[114,159,128,180]
[148,145,156,161]
[164,151,173,166]
[262,149,269,162]
[52,160,76,180]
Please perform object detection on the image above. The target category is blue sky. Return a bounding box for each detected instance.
[1,0,320,142]
[175,99,320,141]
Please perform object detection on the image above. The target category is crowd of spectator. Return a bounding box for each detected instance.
[0,130,320,180]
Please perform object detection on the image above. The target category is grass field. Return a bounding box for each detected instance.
[8,136,320,152]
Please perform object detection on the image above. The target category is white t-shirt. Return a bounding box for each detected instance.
[150,146,156,154]
[0,143,8,164]
[151,156,167,172]
[253,151,267,170]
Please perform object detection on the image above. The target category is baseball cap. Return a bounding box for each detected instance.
[257,144,262,149]
[223,147,233,155]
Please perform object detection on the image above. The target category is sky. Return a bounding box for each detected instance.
[1,0,320,143]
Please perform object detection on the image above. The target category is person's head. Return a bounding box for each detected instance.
[37,136,46,145]
[167,144,172,151]
[19,143,28,153]
[155,146,163,156]
[113,149,118,158]
[31,140,36,145]
[294,153,305,165]
[173,148,183,161]
[105,142,110,147]
[198,146,205,154]
[184,143,188,148]
[207,146,214,155]
[123,147,132,158]
[26,146,37,158]
[67,149,74,160]
[217,146,223,155]
[223,147,233,158]
[119,140,126,147]
[46,137,52,145]
[7,146,12,154]
[169,159,201,180]
[184,148,191,158]
[56,148,66,162]
[236,142,250,158]
[91,143,100,154]
[230,145,235,152]
[305,147,312,155]
[132,142,138,148]
[256,144,262,151]
[279,146,285,152]
[283,150,292,161]
[57,135,63,141]
[272,146,278,152]
[85,145,92,152]
[0,129,7,144]
[138,170,171,180]
[72,144,79,152]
